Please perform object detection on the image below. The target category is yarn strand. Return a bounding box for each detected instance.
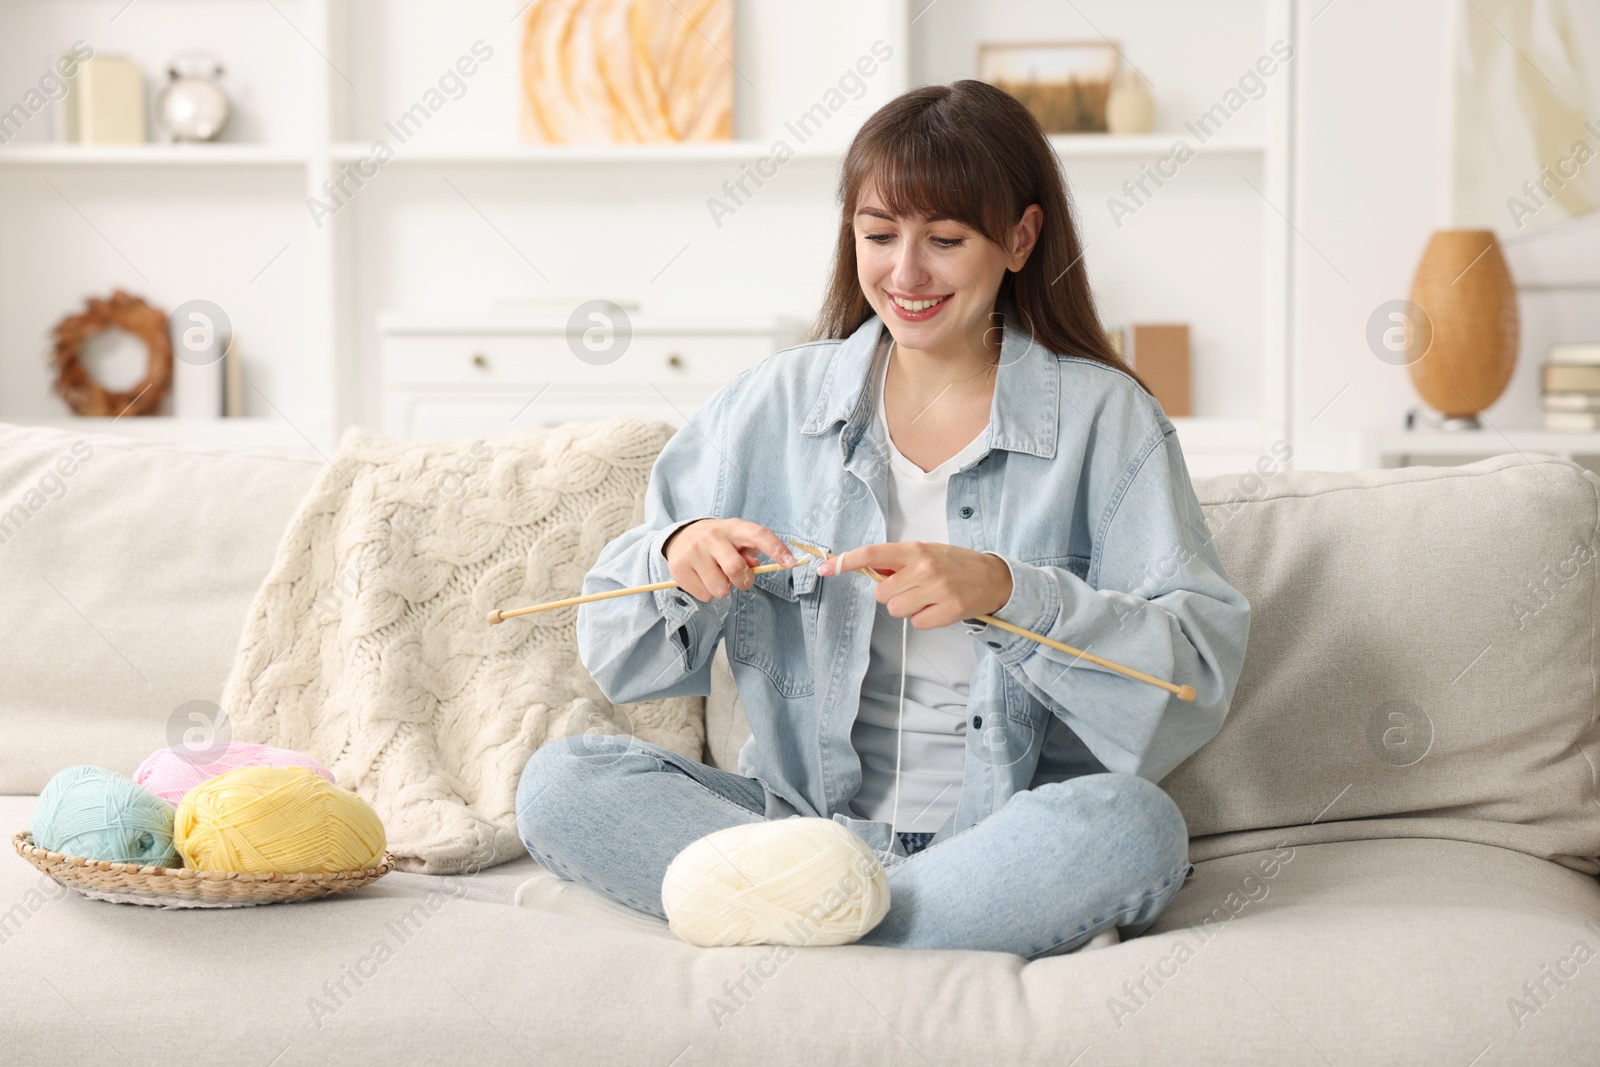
[886,333,908,858]
[891,616,907,841]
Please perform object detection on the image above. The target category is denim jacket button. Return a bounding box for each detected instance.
[985,640,1002,649]
[959,506,974,519]
[971,714,983,729]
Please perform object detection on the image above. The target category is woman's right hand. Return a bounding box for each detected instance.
[663,519,796,601]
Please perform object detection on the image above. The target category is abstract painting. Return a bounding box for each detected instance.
[520,0,734,144]
[1453,0,1600,237]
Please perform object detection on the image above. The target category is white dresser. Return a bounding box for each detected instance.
[379,310,804,438]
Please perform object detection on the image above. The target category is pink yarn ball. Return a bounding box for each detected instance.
[133,742,337,807]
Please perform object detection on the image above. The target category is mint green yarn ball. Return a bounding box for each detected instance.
[31,765,180,867]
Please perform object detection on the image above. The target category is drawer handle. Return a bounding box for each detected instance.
[471,352,489,370]
[665,353,685,370]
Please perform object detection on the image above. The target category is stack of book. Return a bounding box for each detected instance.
[1542,343,1600,431]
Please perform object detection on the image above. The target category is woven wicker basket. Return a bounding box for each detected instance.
[13,831,395,909]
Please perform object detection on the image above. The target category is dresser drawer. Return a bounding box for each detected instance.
[384,332,775,386]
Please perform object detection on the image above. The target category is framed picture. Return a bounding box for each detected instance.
[520,0,734,144]
[1449,0,1600,238]
[978,40,1120,133]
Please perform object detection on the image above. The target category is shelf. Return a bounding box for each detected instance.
[1366,426,1600,454]
[1047,131,1265,157]
[0,144,307,167]
[1359,425,1600,470]
[324,133,1264,167]
[19,416,324,458]
[327,139,847,165]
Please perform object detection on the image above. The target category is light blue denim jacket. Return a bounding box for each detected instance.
[576,310,1251,856]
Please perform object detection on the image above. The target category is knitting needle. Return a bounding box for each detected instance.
[484,541,1196,703]
[785,540,1196,703]
[485,559,807,624]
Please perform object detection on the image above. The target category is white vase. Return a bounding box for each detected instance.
[1106,68,1155,135]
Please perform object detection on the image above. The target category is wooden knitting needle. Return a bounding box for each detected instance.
[786,540,1196,703]
[486,560,806,624]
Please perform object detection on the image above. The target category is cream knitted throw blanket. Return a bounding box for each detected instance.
[219,418,701,874]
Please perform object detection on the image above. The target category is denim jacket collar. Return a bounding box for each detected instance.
[798,307,1060,461]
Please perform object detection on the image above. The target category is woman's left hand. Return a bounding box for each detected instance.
[817,542,1014,629]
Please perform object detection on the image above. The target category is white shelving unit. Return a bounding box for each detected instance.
[0,144,308,166]
[326,140,846,164]
[0,0,1295,476]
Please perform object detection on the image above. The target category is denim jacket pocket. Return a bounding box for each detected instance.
[730,533,826,698]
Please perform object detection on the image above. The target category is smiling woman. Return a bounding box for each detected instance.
[519,78,1252,958]
[812,80,1149,397]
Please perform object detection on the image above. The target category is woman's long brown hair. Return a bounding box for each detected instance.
[808,78,1152,396]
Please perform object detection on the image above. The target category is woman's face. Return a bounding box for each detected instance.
[853,183,1041,357]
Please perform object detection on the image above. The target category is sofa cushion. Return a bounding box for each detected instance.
[2,792,1596,1062]
[0,423,321,794]
[707,455,1600,875]
[1169,454,1600,875]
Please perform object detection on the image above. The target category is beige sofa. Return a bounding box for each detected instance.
[3,420,1598,1066]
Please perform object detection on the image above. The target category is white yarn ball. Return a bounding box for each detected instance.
[661,817,891,947]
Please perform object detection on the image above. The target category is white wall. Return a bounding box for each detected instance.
[1288,0,1457,470]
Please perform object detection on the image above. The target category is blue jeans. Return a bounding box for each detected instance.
[516,734,1194,958]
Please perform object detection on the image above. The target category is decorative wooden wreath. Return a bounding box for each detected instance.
[50,290,172,417]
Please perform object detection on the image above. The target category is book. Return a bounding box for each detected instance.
[223,335,245,417]
[1543,393,1600,412]
[171,355,223,418]
[1128,324,1190,417]
[54,54,79,142]
[77,57,145,144]
[1542,410,1600,431]
[1542,364,1600,393]
[1549,343,1600,365]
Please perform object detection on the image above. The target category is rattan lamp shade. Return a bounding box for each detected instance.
[1406,230,1519,426]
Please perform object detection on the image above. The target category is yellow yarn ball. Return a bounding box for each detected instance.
[174,765,386,873]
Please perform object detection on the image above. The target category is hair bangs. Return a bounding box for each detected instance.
[848,127,1012,246]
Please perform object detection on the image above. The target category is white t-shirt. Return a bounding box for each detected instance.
[848,341,990,832]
